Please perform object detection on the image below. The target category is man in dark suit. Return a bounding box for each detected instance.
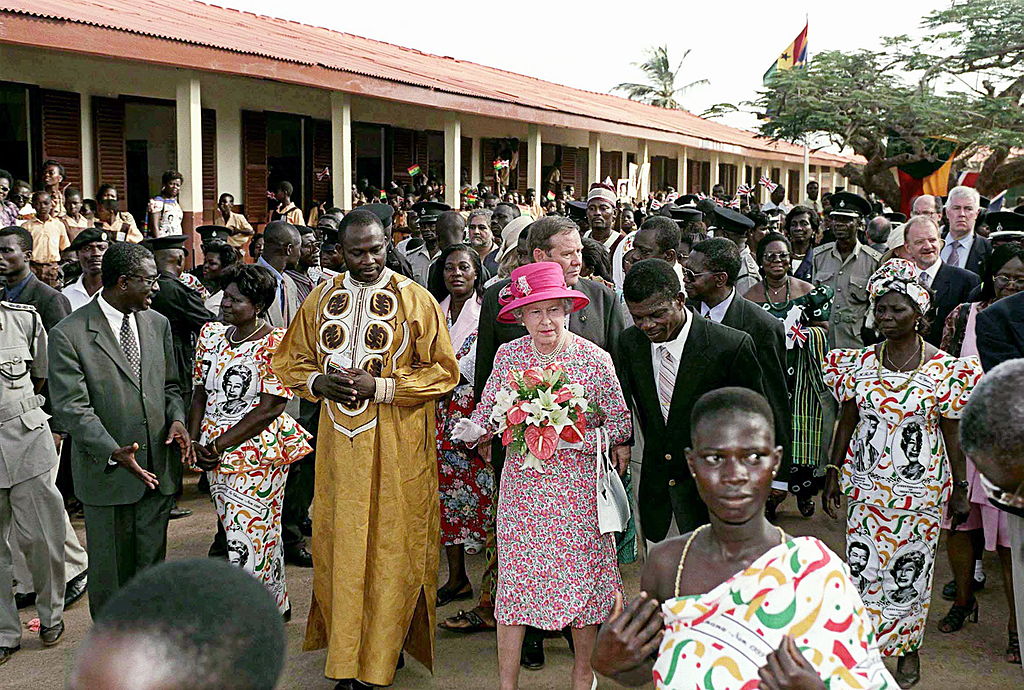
[618,258,767,541]
[0,226,70,330]
[456,215,626,666]
[940,187,991,277]
[904,216,980,345]
[48,242,192,617]
[684,237,793,480]
[976,290,1024,369]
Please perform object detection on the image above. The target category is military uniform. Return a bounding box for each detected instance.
[0,301,66,649]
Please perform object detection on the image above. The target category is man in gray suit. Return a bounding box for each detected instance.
[48,242,192,617]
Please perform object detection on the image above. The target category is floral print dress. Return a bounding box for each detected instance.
[823,348,982,656]
[472,334,631,629]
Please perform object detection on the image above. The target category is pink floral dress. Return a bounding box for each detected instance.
[472,334,631,629]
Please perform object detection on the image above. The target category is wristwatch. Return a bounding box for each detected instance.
[954,479,970,491]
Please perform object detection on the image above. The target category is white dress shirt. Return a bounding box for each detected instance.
[62,275,99,312]
[649,311,693,396]
[918,260,942,289]
[97,294,139,356]
[700,288,736,323]
[940,232,973,271]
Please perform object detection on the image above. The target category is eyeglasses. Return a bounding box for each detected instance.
[979,473,1024,519]
[764,252,790,262]
[130,274,160,288]
[993,275,1024,289]
[0,186,9,193]
[682,268,716,281]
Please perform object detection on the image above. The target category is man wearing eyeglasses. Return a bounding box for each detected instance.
[48,241,193,617]
[939,186,991,277]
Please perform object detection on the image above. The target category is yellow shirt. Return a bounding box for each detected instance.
[96,212,144,244]
[23,217,70,263]
[214,212,255,249]
[268,203,305,226]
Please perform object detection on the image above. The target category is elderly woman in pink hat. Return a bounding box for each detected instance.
[454,261,631,690]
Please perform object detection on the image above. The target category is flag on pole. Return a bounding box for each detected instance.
[763,21,808,84]
[736,183,753,196]
[315,166,331,181]
[493,159,509,171]
[726,198,741,209]
[759,175,778,192]
[546,190,556,201]
[379,189,388,200]
[407,164,421,177]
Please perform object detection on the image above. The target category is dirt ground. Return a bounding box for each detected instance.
[3,476,1022,689]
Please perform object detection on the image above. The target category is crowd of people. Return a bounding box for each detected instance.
[1,155,1024,690]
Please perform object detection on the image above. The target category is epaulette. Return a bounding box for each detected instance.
[812,243,836,257]
[0,301,38,313]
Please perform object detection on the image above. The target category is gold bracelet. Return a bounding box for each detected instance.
[825,464,842,474]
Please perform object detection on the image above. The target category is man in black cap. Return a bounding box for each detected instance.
[709,206,760,295]
[188,226,233,291]
[62,229,110,312]
[364,202,416,280]
[986,211,1024,248]
[317,216,346,273]
[811,191,881,348]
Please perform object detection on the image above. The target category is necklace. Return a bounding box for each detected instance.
[764,277,791,310]
[674,524,787,597]
[877,335,926,392]
[228,319,265,346]
[531,331,568,365]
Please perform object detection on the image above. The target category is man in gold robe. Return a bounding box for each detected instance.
[272,209,459,688]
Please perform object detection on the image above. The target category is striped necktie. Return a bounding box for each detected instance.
[657,346,675,422]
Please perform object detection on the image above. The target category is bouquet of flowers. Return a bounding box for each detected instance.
[490,364,597,472]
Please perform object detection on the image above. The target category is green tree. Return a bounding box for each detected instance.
[719,0,1024,206]
[613,45,709,109]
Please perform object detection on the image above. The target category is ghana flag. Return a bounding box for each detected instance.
[763,22,808,84]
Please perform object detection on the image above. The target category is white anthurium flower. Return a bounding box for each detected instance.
[567,383,585,398]
[547,406,573,433]
[520,453,546,472]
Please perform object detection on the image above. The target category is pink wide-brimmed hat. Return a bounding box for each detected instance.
[497,262,590,323]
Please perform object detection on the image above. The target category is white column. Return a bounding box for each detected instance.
[639,139,651,198]
[330,92,353,211]
[470,137,482,186]
[175,76,203,221]
[711,151,721,187]
[79,90,96,197]
[677,148,687,194]
[444,115,461,208]
[527,124,542,193]
[831,169,839,194]
[620,149,629,182]
[588,132,602,187]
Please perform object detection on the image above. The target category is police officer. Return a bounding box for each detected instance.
[811,191,882,348]
[0,300,66,662]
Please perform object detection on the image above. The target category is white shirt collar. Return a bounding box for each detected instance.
[921,259,942,284]
[701,288,736,323]
[649,309,692,366]
[97,293,139,346]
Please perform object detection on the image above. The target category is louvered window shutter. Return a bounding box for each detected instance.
[93,96,126,199]
[241,110,267,223]
[201,109,217,221]
[40,89,83,192]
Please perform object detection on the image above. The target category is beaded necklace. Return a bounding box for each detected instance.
[876,335,926,393]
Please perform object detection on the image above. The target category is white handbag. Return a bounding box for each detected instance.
[595,427,631,534]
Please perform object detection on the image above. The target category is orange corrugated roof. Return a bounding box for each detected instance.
[0,0,858,166]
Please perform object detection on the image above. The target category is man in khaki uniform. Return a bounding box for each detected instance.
[0,301,67,663]
[811,191,881,348]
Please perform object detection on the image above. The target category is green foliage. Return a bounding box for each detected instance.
[739,0,1024,203]
[613,45,709,110]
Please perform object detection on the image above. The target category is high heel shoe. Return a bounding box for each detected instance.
[937,599,979,633]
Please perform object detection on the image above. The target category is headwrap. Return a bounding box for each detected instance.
[867,258,931,314]
[586,183,617,205]
[611,230,638,288]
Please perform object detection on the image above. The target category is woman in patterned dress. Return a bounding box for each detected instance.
[455,262,631,690]
[432,244,495,607]
[821,258,982,688]
[745,232,835,517]
[187,264,312,616]
[592,388,895,689]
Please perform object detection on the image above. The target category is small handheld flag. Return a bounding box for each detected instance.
[379,189,387,200]
[546,190,556,201]
[407,164,421,177]
[266,190,277,200]
[759,176,778,192]
[736,183,753,196]
[726,198,741,210]
[315,166,331,181]
[493,159,509,171]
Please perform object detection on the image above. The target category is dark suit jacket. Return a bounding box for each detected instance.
[0,273,70,331]
[976,291,1024,369]
[48,300,186,506]
[617,314,765,541]
[927,263,980,346]
[720,294,793,473]
[474,276,627,401]
[149,272,213,393]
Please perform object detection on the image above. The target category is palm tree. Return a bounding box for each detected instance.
[613,45,709,109]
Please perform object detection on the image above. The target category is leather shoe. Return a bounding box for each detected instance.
[14,592,35,610]
[169,506,193,520]
[64,571,88,609]
[284,547,313,567]
[300,517,313,537]
[520,638,545,670]
[40,621,64,646]
[0,645,19,665]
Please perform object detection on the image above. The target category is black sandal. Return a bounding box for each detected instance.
[797,495,815,518]
[438,608,495,633]
[436,582,473,607]
[937,599,978,633]
[1008,631,1021,665]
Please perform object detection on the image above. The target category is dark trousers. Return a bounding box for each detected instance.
[82,490,173,618]
[282,402,318,551]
